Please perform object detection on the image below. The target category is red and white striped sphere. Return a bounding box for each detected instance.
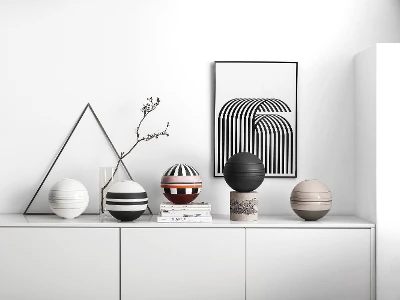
[160,164,202,204]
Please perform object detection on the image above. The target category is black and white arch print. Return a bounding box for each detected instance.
[214,62,298,178]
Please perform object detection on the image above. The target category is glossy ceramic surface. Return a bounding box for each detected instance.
[106,180,147,221]
[223,152,265,192]
[161,164,202,204]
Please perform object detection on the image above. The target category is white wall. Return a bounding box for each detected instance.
[1,0,400,215]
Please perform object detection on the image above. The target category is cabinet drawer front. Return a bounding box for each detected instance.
[0,228,119,300]
[246,228,371,300]
[122,228,245,300]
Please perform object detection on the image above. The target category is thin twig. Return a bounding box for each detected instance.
[100,97,169,214]
[123,122,169,160]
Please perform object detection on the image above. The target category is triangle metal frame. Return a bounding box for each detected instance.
[24,103,153,215]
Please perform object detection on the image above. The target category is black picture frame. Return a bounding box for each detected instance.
[214,61,298,178]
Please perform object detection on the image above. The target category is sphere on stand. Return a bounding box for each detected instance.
[223,152,265,192]
[160,164,202,204]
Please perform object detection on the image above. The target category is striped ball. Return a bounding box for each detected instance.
[161,164,202,204]
[106,180,148,221]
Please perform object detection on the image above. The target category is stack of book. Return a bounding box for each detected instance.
[157,202,212,223]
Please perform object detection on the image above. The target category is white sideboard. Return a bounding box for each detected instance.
[0,214,375,300]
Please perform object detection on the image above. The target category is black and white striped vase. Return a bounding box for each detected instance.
[106,180,148,221]
[230,191,258,221]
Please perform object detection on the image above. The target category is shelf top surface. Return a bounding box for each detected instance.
[0,214,375,228]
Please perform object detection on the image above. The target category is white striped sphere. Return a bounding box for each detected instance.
[106,180,148,221]
[160,164,202,204]
[48,178,89,219]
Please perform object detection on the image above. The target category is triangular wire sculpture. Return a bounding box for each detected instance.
[24,103,153,215]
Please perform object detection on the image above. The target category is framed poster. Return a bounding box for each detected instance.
[214,61,298,178]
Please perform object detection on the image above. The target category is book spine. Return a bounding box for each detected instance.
[160,207,211,213]
[157,216,213,223]
[160,205,211,210]
[160,202,211,207]
[160,210,211,217]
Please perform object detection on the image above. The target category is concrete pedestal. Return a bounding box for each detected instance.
[230,191,258,221]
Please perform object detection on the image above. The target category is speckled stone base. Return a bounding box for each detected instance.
[230,191,258,222]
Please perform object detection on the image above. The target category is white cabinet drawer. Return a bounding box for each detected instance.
[246,228,371,300]
[0,228,119,300]
[121,228,245,300]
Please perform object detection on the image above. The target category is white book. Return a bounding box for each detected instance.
[157,216,213,223]
[160,202,211,211]
[160,210,211,217]
[159,207,211,211]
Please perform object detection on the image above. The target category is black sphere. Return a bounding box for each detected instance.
[223,152,265,192]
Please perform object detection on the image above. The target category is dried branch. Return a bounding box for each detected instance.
[123,121,169,159]
[100,97,170,213]
[136,97,160,139]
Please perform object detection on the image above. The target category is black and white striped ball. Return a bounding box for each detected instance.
[106,180,148,221]
[161,164,202,204]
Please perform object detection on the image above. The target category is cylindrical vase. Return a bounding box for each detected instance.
[99,167,120,217]
[230,191,258,221]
